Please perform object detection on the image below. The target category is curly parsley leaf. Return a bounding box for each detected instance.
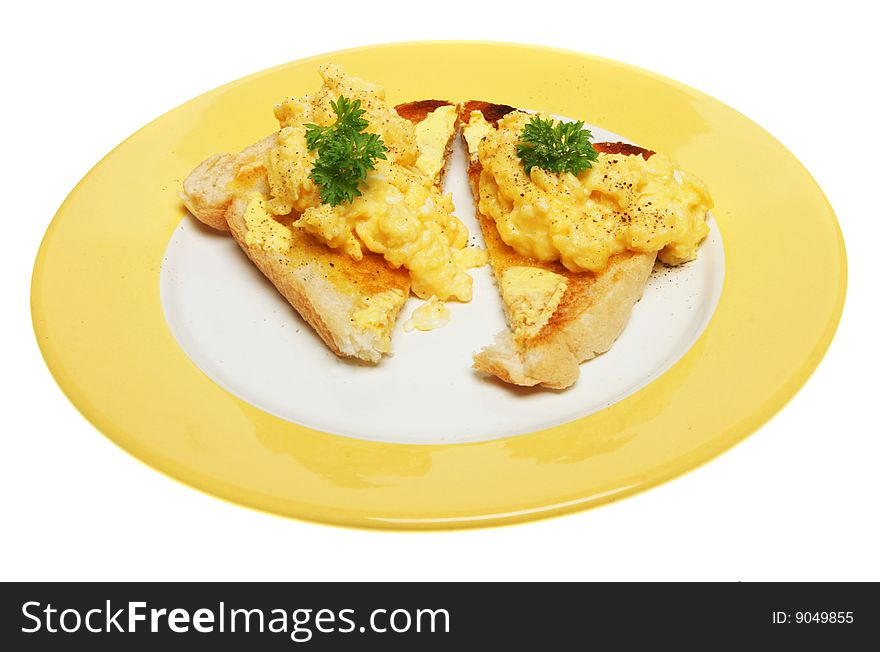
[516,116,598,175]
[305,96,387,206]
[309,130,387,206]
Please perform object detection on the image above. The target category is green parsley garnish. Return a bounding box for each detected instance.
[516,116,598,176]
[305,96,387,207]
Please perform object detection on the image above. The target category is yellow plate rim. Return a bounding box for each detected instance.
[31,41,847,530]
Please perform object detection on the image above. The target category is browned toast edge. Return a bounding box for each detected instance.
[459,102,657,388]
[181,101,460,362]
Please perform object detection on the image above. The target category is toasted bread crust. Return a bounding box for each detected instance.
[180,101,459,362]
[224,198,410,362]
[459,100,517,126]
[395,99,453,122]
[594,141,655,159]
[396,99,458,187]
[461,103,656,388]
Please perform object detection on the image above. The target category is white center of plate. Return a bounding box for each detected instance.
[160,124,724,444]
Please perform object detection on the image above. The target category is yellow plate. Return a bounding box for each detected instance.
[31,42,846,529]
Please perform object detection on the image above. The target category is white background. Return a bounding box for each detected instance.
[2,0,877,581]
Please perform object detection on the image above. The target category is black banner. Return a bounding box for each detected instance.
[1,582,876,649]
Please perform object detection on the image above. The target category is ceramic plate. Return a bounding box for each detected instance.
[32,42,846,529]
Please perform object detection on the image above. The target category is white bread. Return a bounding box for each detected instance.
[459,101,656,389]
[180,101,459,362]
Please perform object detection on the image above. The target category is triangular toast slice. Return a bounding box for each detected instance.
[181,99,459,363]
[459,101,656,389]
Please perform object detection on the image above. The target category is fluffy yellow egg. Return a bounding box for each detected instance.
[237,64,479,303]
[477,111,713,272]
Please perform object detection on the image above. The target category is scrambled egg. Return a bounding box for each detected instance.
[274,64,418,167]
[243,193,291,252]
[404,296,451,332]
[476,111,713,272]
[352,289,407,350]
[455,246,489,269]
[463,111,493,163]
[414,105,457,182]
[500,267,568,339]
[240,64,478,302]
[297,160,471,300]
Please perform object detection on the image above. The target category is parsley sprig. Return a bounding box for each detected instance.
[305,96,387,206]
[516,116,598,176]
